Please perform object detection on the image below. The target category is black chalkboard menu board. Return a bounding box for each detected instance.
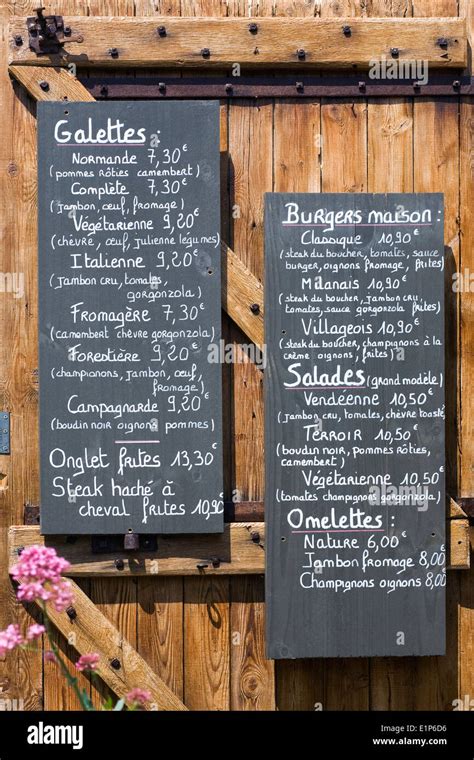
[265,193,445,658]
[38,102,223,535]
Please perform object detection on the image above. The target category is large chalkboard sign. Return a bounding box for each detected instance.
[265,193,445,658]
[38,101,223,534]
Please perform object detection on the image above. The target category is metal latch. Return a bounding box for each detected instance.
[0,413,10,454]
[27,7,67,54]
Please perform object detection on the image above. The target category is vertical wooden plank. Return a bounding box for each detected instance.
[137,578,184,702]
[130,0,188,710]
[273,97,327,709]
[184,577,230,710]
[179,0,232,713]
[320,84,369,710]
[90,578,138,708]
[412,0,461,698]
[412,0,457,15]
[366,92,427,709]
[230,577,274,710]
[82,0,139,713]
[458,1,474,707]
[0,0,44,710]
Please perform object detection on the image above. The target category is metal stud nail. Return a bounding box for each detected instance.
[114,558,125,571]
[108,47,119,58]
[250,303,260,314]
[296,81,304,93]
[201,47,210,59]
[157,25,167,37]
[110,658,121,670]
[66,606,77,620]
[390,47,399,58]
[297,48,306,60]
[39,80,49,91]
[343,25,351,36]
[14,35,23,46]
[248,22,258,34]
[158,82,166,94]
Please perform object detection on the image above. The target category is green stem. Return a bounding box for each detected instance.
[40,603,94,711]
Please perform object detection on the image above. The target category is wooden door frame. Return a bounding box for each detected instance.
[4,13,472,709]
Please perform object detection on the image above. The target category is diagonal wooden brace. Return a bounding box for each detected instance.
[24,578,188,710]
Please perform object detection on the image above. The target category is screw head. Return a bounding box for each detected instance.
[100,85,108,96]
[110,658,121,670]
[157,25,166,37]
[158,82,166,93]
[14,35,23,46]
[39,80,49,91]
[250,303,260,314]
[108,47,119,58]
[66,606,77,620]
[248,22,258,34]
[114,558,125,571]
[251,531,261,543]
[64,26,71,36]
[296,81,304,92]
[437,37,448,49]
[297,48,306,60]
[201,47,210,58]
[453,79,461,89]
[225,83,233,94]
[358,81,366,92]
[390,47,399,58]
[343,25,351,36]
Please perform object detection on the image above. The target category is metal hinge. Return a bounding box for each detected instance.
[27,7,68,55]
[0,413,10,454]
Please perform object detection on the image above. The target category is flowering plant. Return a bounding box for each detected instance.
[7,545,151,711]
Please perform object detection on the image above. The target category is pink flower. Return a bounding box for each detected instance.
[11,545,73,612]
[0,624,25,656]
[125,688,151,708]
[26,624,45,641]
[44,650,58,664]
[75,653,100,672]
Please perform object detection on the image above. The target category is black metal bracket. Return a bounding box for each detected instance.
[91,535,158,554]
[81,72,474,100]
[0,412,10,455]
[27,8,66,55]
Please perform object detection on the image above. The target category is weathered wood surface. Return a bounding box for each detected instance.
[8,518,467,572]
[0,0,473,713]
[8,16,467,69]
[8,523,266,575]
[32,578,187,710]
[8,64,95,101]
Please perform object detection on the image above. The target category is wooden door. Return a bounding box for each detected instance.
[0,0,473,711]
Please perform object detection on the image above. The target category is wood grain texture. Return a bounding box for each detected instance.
[8,17,467,69]
[230,576,274,710]
[320,67,369,705]
[272,94,324,708]
[8,523,266,575]
[412,7,461,703]
[459,97,474,498]
[184,576,230,709]
[137,577,184,701]
[0,0,43,711]
[33,578,187,709]
[9,64,95,102]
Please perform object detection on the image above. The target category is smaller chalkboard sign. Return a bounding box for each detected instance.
[265,192,445,659]
[38,101,223,535]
